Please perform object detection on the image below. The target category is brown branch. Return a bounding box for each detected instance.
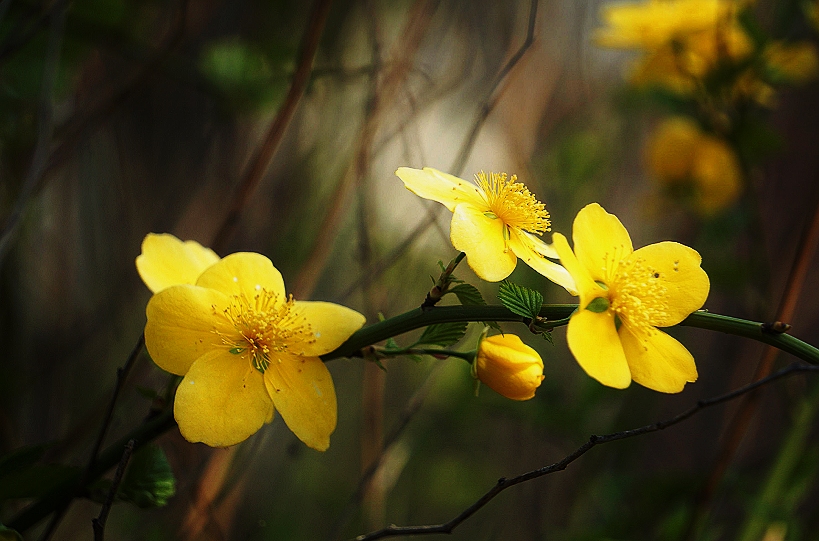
[331,361,446,541]
[91,440,135,541]
[337,0,540,301]
[690,186,819,532]
[210,0,334,252]
[352,363,819,541]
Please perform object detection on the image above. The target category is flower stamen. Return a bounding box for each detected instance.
[474,172,551,235]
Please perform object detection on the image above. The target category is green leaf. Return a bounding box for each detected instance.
[586,297,610,313]
[447,283,487,306]
[117,445,176,508]
[416,322,468,347]
[497,281,543,320]
[383,337,401,351]
[0,524,23,541]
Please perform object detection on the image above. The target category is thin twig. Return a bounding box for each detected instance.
[352,363,819,541]
[337,0,540,300]
[91,440,135,541]
[331,361,447,541]
[210,0,334,252]
[0,0,64,263]
[689,184,819,536]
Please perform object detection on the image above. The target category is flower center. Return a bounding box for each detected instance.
[475,172,551,235]
[219,289,314,373]
[609,257,670,338]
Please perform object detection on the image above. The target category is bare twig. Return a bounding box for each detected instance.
[91,440,135,541]
[337,0,540,300]
[331,361,446,541]
[0,0,64,263]
[690,186,819,534]
[352,363,819,541]
[210,0,334,252]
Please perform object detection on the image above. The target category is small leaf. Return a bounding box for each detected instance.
[497,281,543,320]
[447,283,486,306]
[416,321,468,347]
[117,445,176,508]
[0,524,23,541]
[384,337,401,351]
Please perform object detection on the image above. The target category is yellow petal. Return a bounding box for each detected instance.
[566,309,631,389]
[552,233,602,303]
[196,252,286,302]
[136,233,220,293]
[145,285,234,375]
[572,203,633,284]
[264,354,337,451]
[290,301,366,356]
[509,230,577,294]
[174,350,274,447]
[395,167,486,212]
[630,241,710,326]
[476,334,544,400]
[620,324,698,393]
[450,203,516,282]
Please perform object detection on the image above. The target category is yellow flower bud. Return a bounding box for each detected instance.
[646,117,701,184]
[691,136,742,214]
[475,334,545,401]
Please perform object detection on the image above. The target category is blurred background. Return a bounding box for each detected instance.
[1,0,819,539]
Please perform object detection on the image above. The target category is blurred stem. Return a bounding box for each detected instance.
[737,381,819,541]
[10,306,819,533]
[375,347,476,363]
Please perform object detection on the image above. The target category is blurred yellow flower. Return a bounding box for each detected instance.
[136,233,220,293]
[395,167,575,291]
[596,0,752,94]
[552,203,710,392]
[143,249,365,450]
[646,116,742,213]
[475,333,545,400]
[764,41,819,83]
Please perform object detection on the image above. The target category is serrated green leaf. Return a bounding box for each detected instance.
[117,445,175,508]
[416,321,468,347]
[447,283,486,306]
[497,281,543,320]
[483,320,502,332]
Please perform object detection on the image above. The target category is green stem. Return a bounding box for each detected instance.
[10,305,819,533]
[376,347,476,362]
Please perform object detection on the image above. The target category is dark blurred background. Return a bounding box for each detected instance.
[1,0,819,539]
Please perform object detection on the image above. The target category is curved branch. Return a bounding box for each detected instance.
[352,362,819,541]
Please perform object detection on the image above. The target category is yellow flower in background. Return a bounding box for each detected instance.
[136,233,220,293]
[552,203,710,392]
[597,0,752,94]
[142,247,365,450]
[646,117,742,213]
[395,167,575,291]
[474,333,545,400]
[764,41,819,83]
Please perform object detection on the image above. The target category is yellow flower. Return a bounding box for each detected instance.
[395,167,575,291]
[552,203,710,392]
[597,0,752,94]
[764,41,819,83]
[136,233,220,293]
[474,334,545,400]
[646,117,742,213]
[143,250,365,450]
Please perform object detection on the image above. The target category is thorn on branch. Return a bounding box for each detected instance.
[761,321,792,334]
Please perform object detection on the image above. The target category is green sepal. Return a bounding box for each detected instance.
[585,297,610,313]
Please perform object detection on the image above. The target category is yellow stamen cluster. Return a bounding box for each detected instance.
[475,172,551,234]
[220,290,315,373]
[610,258,670,342]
